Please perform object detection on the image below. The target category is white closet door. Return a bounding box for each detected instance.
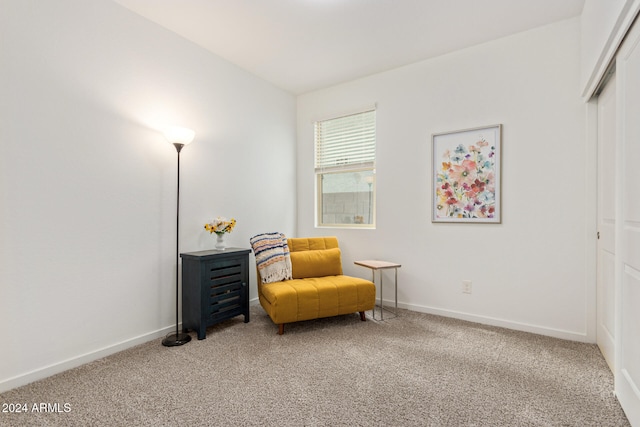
[597,77,616,372]
[615,16,640,426]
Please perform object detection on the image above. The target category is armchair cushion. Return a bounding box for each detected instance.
[290,248,343,279]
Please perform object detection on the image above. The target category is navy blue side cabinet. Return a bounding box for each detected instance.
[180,248,251,340]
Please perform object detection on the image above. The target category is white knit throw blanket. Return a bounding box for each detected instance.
[249,232,293,284]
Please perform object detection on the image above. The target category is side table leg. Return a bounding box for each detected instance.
[380,271,384,321]
[371,270,376,320]
[395,267,398,315]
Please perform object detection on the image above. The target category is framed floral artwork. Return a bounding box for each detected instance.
[432,124,502,223]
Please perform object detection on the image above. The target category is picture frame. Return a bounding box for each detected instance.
[432,124,502,223]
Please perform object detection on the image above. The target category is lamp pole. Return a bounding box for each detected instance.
[162,127,194,347]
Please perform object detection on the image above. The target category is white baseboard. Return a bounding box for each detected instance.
[394,300,591,343]
[0,325,174,393]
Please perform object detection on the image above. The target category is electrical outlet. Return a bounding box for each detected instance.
[462,280,472,294]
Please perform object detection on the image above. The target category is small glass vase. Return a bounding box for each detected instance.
[215,232,226,250]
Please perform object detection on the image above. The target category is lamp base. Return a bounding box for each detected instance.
[162,332,191,347]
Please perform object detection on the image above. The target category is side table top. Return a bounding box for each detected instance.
[354,260,401,270]
[181,248,251,259]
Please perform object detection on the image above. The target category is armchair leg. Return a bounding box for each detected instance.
[359,311,366,321]
[278,324,284,335]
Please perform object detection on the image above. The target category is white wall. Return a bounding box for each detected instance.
[0,0,296,391]
[297,18,589,341]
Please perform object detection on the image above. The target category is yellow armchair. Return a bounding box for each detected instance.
[256,237,376,335]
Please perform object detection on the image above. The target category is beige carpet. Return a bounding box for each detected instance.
[0,305,630,426]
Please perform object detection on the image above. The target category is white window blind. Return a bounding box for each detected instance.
[314,109,376,173]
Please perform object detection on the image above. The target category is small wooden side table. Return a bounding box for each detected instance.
[181,248,251,339]
[354,260,401,320]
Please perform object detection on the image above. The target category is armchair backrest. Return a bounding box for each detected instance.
[287,237,343,279]
[255,237,343,296]
[287,237,339,252]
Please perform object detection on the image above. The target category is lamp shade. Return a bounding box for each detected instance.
[164,126,195,145]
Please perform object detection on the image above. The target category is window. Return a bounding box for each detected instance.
[315,109,376,227]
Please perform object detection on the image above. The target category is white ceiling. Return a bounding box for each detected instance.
[112,0,585,94]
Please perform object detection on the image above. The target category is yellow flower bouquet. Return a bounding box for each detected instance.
[204,216,236,236]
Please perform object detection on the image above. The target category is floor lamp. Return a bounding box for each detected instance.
[162,126,195,347]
